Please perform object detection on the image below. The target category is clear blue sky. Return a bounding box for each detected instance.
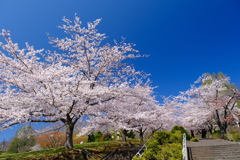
[0,0,240,141]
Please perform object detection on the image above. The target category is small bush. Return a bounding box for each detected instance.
[171,125,190,140]
[154,131,171,145]
[99,134,111,141]
[126,131,136,139]
[93,131,102,142]
[190,138,199,142]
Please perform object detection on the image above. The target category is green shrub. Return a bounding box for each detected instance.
[144,139,161,159]
[170,130,182,143]
[133,130,183,160]
[132,156,146,160]
[190,138,199,142]
[154,131,171,145]
[212,130,221,138]
[171,125,190,140]
[158,143,182,160]
[126,130,136,139]
[99,134,111,141]
[140,143,182,160]
[93,131,102,142]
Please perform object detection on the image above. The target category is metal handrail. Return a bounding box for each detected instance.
[182,133,188,160]
[101,149,118,160]
[134,144,146,157]
[132,136,153,159]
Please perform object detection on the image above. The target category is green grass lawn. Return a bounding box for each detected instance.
[0,139,141,160]
[0,147,65,160]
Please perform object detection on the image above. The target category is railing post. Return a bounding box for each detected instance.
[182,133,188,160]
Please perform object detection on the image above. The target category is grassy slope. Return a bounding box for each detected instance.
[0,139,141,160]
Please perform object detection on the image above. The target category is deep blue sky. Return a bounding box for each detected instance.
[1,0,240,141]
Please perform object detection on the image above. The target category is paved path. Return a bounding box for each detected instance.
[187,138,240,147]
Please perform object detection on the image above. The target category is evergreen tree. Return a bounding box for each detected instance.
[8,126,36,153]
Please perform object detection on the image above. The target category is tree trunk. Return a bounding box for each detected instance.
[215,109,227,139]
[122,129,127,142]
[65,121,74,149]
[207,122,213,135]
[190,130,194,138]
[139,129,144,144]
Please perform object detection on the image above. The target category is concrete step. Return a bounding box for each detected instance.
[188,144,240,160]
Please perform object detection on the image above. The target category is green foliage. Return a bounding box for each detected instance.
[99,134,111,141]
[8,136,36,153]
[93,131,115,142]
[190,138,199,142]
[232,133,240,141]
[92,131,116,142]
[132,156,146,160]
[8,126,36,153]
[170,131,183,143]
[227,133,240,141]
[203,72,236,95]
[126,130,136,139]
[93,131,102,142]
[158,143,182,160]
[202,72,227,85]
[212,130,221,139]
[171,125,190,140]
[154,131,171,145]
[144,139,161,159]
[133,130,183,160]
[3,148,87,160]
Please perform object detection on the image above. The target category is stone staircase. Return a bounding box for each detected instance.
[188,144,240,160]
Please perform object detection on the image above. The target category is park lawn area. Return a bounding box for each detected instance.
[0,139,140,160]
[0,147,65,160]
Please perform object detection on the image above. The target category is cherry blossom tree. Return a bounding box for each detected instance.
[79,85,176,143]
[78,84,157,142]
[0,15,150,148]
[132,105,176,143]
[173,73,240,138]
